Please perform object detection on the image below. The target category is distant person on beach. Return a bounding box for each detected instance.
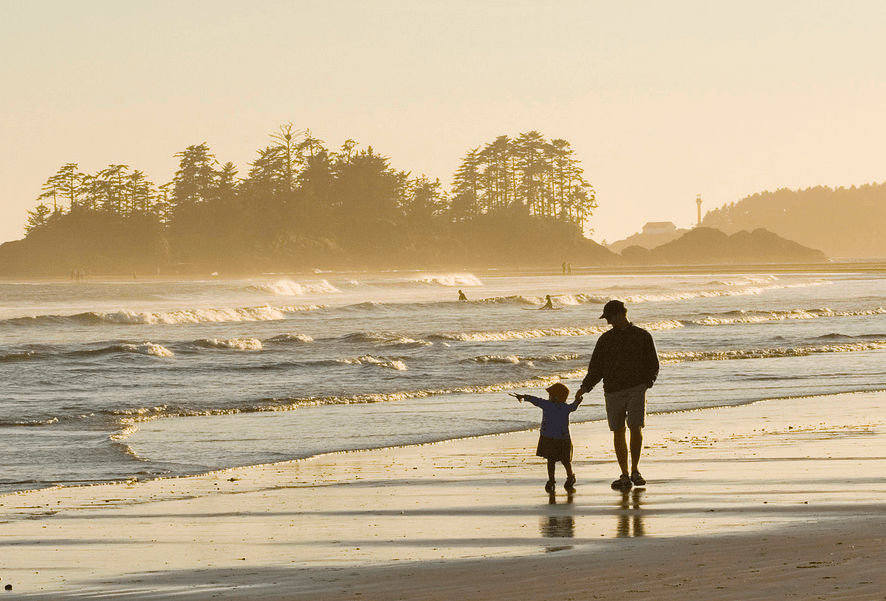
[562,261,567,275]
[458,289,468,301]
[540,295,554,310]
[512,382,581,493]
[575,300,659,491]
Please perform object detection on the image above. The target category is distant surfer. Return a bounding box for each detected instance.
[574,300,659,491]
[458,290,468,301]
[540,295,554,310]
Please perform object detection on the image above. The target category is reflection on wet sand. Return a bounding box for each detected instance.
[616,488,645,538]
[541,492,575,550]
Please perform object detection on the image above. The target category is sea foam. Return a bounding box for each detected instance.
[245,280,342,296]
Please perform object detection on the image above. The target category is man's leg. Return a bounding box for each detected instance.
[629,426,643,473]
[612,428,629,476]
[607,390,633,489]
[625,384,647,483]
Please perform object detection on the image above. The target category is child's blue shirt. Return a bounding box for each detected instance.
[526,396,582,439]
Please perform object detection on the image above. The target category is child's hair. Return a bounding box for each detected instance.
[545,382,569,402]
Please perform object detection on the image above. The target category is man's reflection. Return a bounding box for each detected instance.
[616,488,645,537]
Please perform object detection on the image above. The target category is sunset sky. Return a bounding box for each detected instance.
[2,0,885,246]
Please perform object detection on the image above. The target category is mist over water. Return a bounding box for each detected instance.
[1,271,884,494]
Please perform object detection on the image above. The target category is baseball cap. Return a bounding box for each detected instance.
[599,299,627,318]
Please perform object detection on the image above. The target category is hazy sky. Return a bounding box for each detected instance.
[2,1,885,246]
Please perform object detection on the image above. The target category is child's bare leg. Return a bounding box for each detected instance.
[563,460,574,478]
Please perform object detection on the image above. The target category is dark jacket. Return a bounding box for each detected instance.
[581,323,659,394]
[525,395,582,439]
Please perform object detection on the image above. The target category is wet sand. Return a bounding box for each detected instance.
[1,391,884,599]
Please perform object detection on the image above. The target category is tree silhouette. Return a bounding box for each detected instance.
[16,125,604,274]
[452,131,595,226]
[450,147,481,222]
[25,203,52,234]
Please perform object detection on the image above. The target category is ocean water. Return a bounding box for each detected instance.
[1,270,884,494]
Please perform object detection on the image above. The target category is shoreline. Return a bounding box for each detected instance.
[2,390,884,599]
[4,386,885,497]
[1,260,884,283]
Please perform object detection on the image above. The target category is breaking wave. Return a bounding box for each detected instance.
[434,320,683,342]
[410,273,483,287]
[467,353,580,365]
[266,333,315,344]
[193,338,263,351]
[688,307,886,326]
[112,376,567,423]
[115,343,174,357]
[0,304,326,328]
[339,331,433,347]
[245,280,341,295]
[332,355,408,371]
[660,339,886,363]
[618,281,831,304]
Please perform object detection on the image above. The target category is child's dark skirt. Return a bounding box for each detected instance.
[536,434,573,463]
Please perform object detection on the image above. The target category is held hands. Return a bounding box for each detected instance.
[509,393,525,402]
[574,388,585,402]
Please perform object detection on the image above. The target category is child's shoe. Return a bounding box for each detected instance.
[564,475,576,492]
[544,479,556,493]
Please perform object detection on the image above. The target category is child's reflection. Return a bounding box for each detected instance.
[541,492,575,539]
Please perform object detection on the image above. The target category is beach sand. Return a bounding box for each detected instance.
[1,391,884,599]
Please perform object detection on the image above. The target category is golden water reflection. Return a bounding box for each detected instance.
[616,488,645,538]
[540,492,575,540]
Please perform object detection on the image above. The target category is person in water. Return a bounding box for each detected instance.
[513,382,582,493]
[458,290,468,301]
[540,295,554,309]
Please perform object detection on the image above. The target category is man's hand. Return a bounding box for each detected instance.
[574,389,585,402]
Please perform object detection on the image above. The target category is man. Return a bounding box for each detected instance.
[575,300,659,490]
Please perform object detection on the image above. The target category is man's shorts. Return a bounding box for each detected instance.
[604,384,647,431]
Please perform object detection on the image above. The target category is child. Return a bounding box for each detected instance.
[513,382,582,493]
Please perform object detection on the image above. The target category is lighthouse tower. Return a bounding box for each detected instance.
[695,194,703,226]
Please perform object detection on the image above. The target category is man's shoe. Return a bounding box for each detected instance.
[544,479,556,493]
[630,471,646,486]
[611,475,632,491]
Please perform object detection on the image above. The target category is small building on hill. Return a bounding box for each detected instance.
[642,222,678,236]
[606,221,685,253]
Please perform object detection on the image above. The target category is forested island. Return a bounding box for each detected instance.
[0,126,615,276]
